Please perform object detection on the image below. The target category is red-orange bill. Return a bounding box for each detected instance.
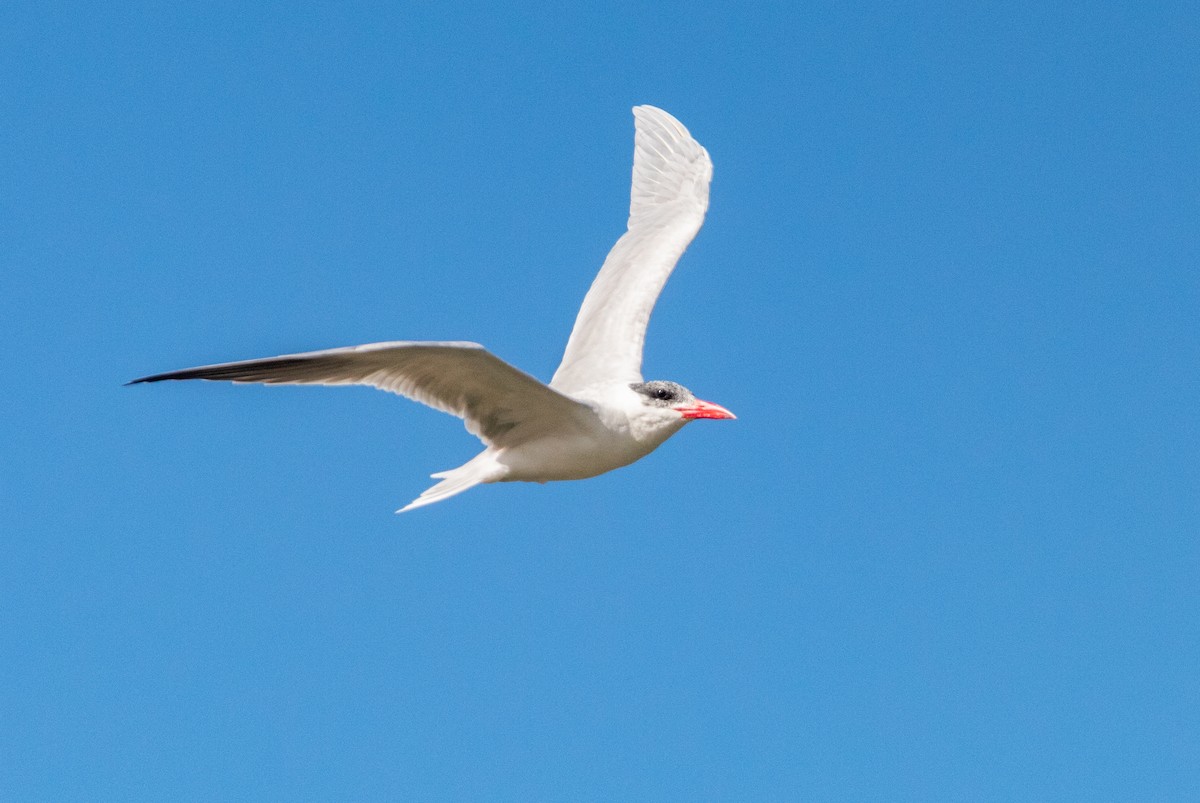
[676,400,736,420]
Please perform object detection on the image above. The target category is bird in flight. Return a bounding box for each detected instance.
[130,106,734,512]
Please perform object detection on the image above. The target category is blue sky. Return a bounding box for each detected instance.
[3,1,1198,798]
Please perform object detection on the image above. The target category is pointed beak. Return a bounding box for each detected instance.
[675,399,737,421]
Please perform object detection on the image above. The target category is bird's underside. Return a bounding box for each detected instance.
[130,105,731,512]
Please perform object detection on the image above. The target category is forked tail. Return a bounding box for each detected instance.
[397,452,503,513]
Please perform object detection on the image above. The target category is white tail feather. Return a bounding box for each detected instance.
[397,452,502,513]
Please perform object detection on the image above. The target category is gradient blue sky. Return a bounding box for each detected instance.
[3,1,1198,799]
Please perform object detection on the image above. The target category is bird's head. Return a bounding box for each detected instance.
[630,380,736,422]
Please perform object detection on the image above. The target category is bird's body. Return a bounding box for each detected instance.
[488,385,689,483]
[131,106,734,512]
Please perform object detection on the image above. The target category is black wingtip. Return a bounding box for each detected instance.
[126,372,181,386]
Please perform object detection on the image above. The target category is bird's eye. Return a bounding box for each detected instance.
[655,388,673,401]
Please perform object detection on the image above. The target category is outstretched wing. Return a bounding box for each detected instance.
[129,341,595,448]
[550,105,712,395]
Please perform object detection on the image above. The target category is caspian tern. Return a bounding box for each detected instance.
[130,105,734,512]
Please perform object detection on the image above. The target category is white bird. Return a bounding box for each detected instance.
[130,105,735,512]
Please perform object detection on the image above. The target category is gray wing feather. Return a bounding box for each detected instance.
[129,341,594,448]
[550,105,712,394]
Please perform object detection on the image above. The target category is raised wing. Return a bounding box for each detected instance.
[550,105,712,395]
[129,341,595,448]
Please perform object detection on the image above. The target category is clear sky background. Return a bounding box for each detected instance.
[3,1,1198,799]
